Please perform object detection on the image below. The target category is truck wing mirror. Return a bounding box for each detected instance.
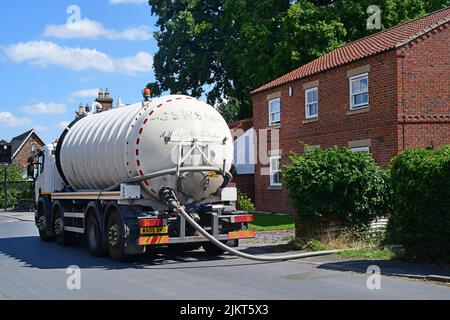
[27,163,36,180]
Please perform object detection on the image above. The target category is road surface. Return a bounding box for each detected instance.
[0,213,448,300]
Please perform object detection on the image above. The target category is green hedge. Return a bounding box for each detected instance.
[284,147,390,242]
[389,146,450,263]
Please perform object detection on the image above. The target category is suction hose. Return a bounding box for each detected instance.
[159,187,349,262]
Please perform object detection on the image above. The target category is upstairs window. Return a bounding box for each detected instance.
[350,74,369,109]
[305,87,319,119]
[268,98,281,126]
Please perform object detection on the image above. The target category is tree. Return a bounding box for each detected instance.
[147,0,449,121]
[217,97,241,124]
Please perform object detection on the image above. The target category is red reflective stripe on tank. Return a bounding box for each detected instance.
[151,189,157,194]
[136,149,139,156]
[136,160,141,167]
[149,111,154,116]
[139,170,144,176]
[166,100,172,103]
[136,138,140,145]
[139,128,144,134]
[144,181,150,186]
[157,104,163,108]
[143,119,148,125]
[176,97,182,100]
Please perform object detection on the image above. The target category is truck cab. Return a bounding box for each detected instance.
[29,144,64,200]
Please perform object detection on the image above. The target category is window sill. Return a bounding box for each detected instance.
[347,106,369,115]
[303,117,319,124]
[268,124,281,129]
[268,185,283,190]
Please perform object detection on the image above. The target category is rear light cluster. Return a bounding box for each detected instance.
[230,214,254,223]
[139,218,165,227]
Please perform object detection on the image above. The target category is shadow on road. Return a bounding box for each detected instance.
[317,260,450,278]
[0,236,278,270]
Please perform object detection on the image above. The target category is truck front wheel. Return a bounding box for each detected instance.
[37,203,53,242]
[107,210,126,262]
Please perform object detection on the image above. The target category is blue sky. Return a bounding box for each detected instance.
[0,0,158,143]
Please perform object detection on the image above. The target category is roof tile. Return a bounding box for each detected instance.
[252,7,450,94]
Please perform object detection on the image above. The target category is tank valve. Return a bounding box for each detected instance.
[159,187,179,210]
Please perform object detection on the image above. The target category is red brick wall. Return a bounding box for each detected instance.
[234,174,255,203]
[253,51,399,214]
[397,24,450,151]
[12,133,45,168]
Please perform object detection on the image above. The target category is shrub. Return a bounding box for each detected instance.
[237,191,256,212]
[284,147,390,243]
[389,145,450,263]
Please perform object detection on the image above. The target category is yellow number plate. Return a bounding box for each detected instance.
[140,226,169,235]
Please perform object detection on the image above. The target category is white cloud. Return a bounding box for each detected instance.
[0,112,32,128]
[4,41,153,76]
[34,125,51,133]
[5,41,114,72]
[20,102,67,115]
[109,0,149,4]
[80,76,96,83]
[69,88,99,101]
[58,121,71,130]
[116,52,153,76]
[44,19,152,41]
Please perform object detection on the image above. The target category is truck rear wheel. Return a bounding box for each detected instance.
[107,210,126,262]
[86,214,105,257]
[202,241,226,255]
[53,207,73,246]
[202,239,239,255]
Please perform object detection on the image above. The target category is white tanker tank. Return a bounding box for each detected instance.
[55,95,233,204]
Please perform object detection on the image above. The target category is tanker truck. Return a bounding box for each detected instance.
[28,93,254,261]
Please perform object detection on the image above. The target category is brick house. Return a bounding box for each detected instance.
[8,129,46,168]
[251,8,450,214]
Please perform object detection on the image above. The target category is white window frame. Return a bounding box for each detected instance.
[269,155,282,187]
[350,146,370,153]
[349,73,369,110]
[268,98,281,127]
[305,87,319,119]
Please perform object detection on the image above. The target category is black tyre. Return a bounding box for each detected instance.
[86,213,105,257]
[36,204,53,242]
[202,239,238,255]
[202,241,227,255]
[53,206,73,246]
[107,210,126,262]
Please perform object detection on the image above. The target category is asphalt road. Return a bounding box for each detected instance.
[0,213,449,300]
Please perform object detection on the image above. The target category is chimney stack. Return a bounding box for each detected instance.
[96,88,113,110]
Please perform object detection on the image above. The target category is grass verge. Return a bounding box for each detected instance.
[248,213,294,232]
[285,237,404,261]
